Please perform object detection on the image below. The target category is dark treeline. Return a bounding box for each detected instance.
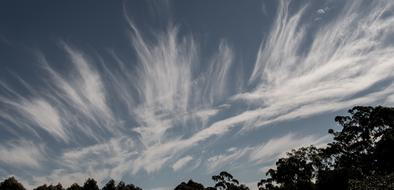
[0,178,142,190]
[1,106,394,190]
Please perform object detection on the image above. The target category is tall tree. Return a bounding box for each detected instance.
[212,171,249,190]
[0,177,26,190]
[174,180,206,190]
[102,179,116,190]
[66,183,82,190]
[258,146,320,190]
[82,179,99,190]
[327,106,394,177]
[34,183,64,190]
[258,106,394,190]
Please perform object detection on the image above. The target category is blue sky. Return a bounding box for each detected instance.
[1,0,394,189]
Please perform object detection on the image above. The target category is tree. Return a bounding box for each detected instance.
[125,183,142,190]
[54,183,64,190]
[102,179,116,190]
[34,183,64,190]
[82,179,99,190]
[66,183,82,190]
[174,172,248,190]
[174,180,206,190]
[258,106,394,190]
[327,106,394,176]
[212,171,249,190]
[348,173,394,190]
[0,177,26,190]
[34,184,48,190]
[258,146,320,190]
[116,181,127,190]
[103,179,141,190]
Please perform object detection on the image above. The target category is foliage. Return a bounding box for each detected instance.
[0,177,26,190]
[258,106,394,190]
[102,179,116,190]
[258,146,320,190]
[212,171,249,190]
[34,183,64,190]
[82,178,99,190]
[66,183,83,190]
[174,180,206,190]
[348,173,394,190]
[174,171,248,190]
[113,180,141,190]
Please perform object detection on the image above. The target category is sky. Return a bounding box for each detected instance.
[1,0,394,189]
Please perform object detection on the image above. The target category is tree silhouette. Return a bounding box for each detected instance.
[124,183,142,190]
[34,183,64,190]
[0,177,26,190]
[258,106,394,190]
[174,180,206,190]
[115,181,142,190]
[66,183,82,190]
[102,179,116,190]
[100,179,141,190]
[258,146,320,190]
[82,179,99,190]
[212,171,249,190]
[321,106,394,184]
[0,177,142,190]
[348,173,394,189]
[174,171,249,190]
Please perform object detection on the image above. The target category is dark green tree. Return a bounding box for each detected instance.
[116,181,126,190]
[34,183,64,190]
[66,183,82,190]
[102,179,116,190]
[34,184,49,190]
[114,180,141,190]
[323,106,394,182]
[0,177,26,190]
[54,183,64,190]
[82,179,99,190]
[174,180,206,190]
[125,183,142,190]
[348,173,394,190]
[212,171,249,190]
[258,106,394,190]
[258,146,320,190]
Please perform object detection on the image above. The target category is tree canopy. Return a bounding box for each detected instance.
[0,177,26,190]
[258,106,394,190]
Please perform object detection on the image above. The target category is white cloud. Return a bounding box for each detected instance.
[172,155,193,171]
[204,133,329,172]
[316,8,326,15]
[249,133,330,164]
[202,0,394,135]
[0,141,45,168]
[21,99,66,142]
[207,148,251,172]
[28,136,137,188]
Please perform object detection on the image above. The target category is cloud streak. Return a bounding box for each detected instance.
[0,141,45,168]
[172,155,193,171]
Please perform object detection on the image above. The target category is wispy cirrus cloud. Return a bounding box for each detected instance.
[172,155,193,171]
[0,140,45,168]
[206,147,251,172]
[204,133,329,173]
[249,134,329,164]
[203,0,394,135]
